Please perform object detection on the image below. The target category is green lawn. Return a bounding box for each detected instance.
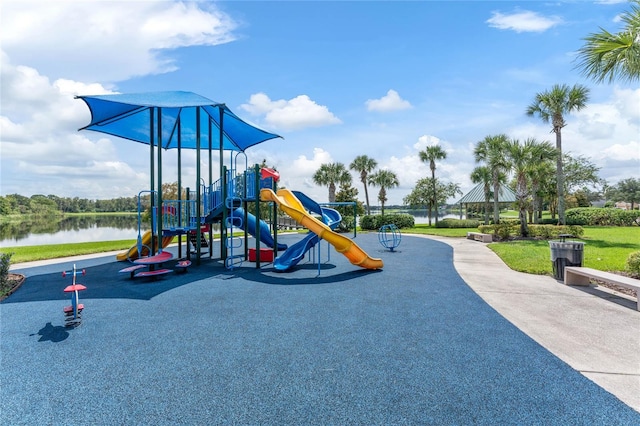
[3,225,639,277]
[486,226,640,275]
[2,240,138,264]
[401,225,639,276]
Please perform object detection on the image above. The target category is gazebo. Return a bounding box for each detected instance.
[456,183,517,221]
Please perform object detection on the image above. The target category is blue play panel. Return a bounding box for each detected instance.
[2,233,638,424]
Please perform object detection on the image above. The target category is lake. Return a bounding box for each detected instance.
[0,212,469,248]
[0,215,146,248]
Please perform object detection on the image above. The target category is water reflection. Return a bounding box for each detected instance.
[0,215,145,248]
[0,211,473,248]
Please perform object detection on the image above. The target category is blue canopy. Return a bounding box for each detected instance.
[76,91,281,151]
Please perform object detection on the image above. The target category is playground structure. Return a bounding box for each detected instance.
[378,224,402,252]
[115,162,286,269]
[78,91,382,273]
[261,188,383,270]
[62,264,86,327]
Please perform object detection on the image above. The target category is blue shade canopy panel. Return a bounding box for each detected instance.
[77,91,281,151]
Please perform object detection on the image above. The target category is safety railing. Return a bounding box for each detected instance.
[161,199,199,231]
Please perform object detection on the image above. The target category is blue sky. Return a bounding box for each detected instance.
[1,0,638,206]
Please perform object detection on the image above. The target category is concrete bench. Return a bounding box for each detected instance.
[564,266,640,311]
[467,232,493,243]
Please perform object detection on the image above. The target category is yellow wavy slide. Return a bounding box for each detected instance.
[260,188,383,270]
[116,230,174,261]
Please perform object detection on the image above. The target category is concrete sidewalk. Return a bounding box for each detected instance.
[422,234,640,412]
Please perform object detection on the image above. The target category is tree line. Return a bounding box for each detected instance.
[0,194,138,215]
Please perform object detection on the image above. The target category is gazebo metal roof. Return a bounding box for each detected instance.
[456,183,517,204]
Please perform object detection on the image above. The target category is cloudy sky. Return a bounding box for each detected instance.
[1,0,638,206]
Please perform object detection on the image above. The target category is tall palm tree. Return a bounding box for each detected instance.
[419,145,447,225]
[529,160,555,224]
[470,166,493,225]
[312,163,352,203]
[505,138,556,237]
[369,169,399,216]
[575,0,640,84]
[349,155,377,215]
[526,84,590,225]
[473,134,511,224]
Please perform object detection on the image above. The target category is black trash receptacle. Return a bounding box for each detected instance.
[549,238,584,281]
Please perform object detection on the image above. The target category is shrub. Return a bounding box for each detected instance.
[336,215,355,233]
[477,224,584,239]
[359,214,414,231]
[435,218,480,229]
[0,252,13,288]
[538,218,558,225]
[626,251,640,276]
[566,207,639,226]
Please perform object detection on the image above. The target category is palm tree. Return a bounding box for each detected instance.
[505,138,556,237]
[470,166,493,225]
[473,134,511,224]
[312,163,352,203]
[349,155,377,215]
[575,0,640,84]
[419,145,447,225]
[369,169,399,216]
[526,84,590,225]
[529,160,555,224]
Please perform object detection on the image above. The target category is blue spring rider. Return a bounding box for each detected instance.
[378,224,402,252]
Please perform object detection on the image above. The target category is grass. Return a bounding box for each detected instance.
[402,224,470,238]
[3,225,639,277]
[487,227,640,275]
[2,240,139,264]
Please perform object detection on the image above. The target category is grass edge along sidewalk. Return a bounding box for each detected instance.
[2,226,638,275]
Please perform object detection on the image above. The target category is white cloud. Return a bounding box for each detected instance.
[602,141,640,161]
[414,135,443,151]
[487,10,563,33]
[1,1,237,82]
[240,93,342,131]
[0,1,243,199]
[366,90,412,112]
[0,53,153,198]
[596,0,628,5]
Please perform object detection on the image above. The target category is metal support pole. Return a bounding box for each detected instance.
[156,107,163,254]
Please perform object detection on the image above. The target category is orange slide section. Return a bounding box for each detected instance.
[116,230,174,261]
[260,188,383,270]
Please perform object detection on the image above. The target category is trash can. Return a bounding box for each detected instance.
[549,234,584,281]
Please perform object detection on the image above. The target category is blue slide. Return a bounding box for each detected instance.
[273,191,341,271]
[233,208,287,251]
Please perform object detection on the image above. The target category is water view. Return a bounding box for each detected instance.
[0,215,145,248]
[0,211,470,248]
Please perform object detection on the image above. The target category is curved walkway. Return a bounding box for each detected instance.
[2,233,639,424]
[422,234,640,413]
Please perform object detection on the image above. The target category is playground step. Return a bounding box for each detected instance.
[175,260,191,273]
[188,232,209,248]
[134,269,172,279]
[119,264,146,278]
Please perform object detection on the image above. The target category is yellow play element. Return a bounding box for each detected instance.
[260,188,383,270]
[116,230,174,261]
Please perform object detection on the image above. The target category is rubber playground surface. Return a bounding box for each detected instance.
[2,233,639,425]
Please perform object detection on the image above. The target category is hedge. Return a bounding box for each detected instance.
[565,207,639,226]
[478,223,584,240]
[359,214,415,231]
[435,218,480,229]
